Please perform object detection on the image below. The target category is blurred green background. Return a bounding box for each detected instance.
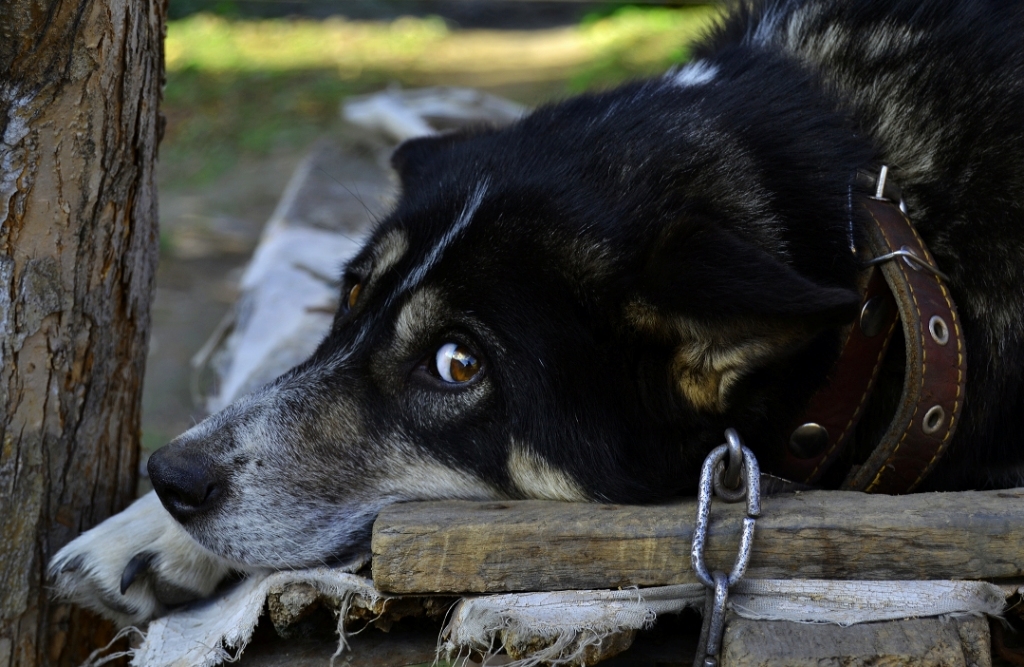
[161,2,719,187]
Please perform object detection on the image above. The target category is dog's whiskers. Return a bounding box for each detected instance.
[315,167,378,245]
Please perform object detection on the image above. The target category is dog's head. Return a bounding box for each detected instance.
[148,78,867,568]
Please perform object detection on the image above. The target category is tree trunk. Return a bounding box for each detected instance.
[0,0,164,664]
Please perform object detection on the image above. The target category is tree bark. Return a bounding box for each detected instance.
[0,0,164,664]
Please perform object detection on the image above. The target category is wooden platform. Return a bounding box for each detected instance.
[372,488,1024,594]
[236,488,1023,666]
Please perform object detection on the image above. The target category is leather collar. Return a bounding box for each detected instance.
[776,167,967,494]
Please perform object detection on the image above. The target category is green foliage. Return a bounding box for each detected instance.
[165,14,451,73]
[168,0,240,20]
[162,68,372,186]
[159,7,721,186]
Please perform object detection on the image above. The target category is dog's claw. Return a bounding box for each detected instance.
[120,552,156,595]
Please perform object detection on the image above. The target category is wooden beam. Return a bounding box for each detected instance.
[371,488,1024,594]
[721,616,991,667]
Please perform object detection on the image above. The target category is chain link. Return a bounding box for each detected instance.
[690,428,761,667]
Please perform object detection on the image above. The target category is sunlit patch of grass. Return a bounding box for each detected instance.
[165,14,453,74]
[164,8,720,78]
[160,7,722,186]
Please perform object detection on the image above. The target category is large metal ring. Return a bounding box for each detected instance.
[691,435,761,588]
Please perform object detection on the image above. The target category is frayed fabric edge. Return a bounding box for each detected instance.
[438,586,706,667]
[437,580,1006,667]
[84,576,1006,667]
[98,565,375,667]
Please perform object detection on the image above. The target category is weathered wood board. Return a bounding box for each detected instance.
[372,488,1024,593]
[720,616,991,667]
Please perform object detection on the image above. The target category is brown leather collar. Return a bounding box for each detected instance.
[777,168,967,494]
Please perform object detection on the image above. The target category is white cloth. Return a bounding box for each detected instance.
[112,572,1004,667]
[130,568,376,667]
[441,579,1005,667]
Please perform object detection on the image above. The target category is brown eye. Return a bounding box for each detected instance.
[347,283,362,310]
[435,342,481,384]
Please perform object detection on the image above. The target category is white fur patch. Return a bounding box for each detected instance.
[507,443,588,501]
[400,179,488,292]
[668,61,719,88]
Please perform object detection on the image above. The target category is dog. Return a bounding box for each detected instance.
[51,0,1024,627]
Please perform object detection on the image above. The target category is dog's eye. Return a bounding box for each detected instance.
[347,283,362,310]
[435,342,481,384]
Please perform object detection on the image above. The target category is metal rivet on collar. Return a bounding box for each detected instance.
[928,316,949,345]
[859,296,891,337]
[923,405,945,434]
[788,423,829,459]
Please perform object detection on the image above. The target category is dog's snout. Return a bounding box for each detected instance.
[148,445,224,521]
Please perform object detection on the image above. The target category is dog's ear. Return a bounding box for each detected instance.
[390,133,465,192]
[641,222,860,322]
[629,222,860,412]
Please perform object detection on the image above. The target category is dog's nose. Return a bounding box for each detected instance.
[148,445,224,521]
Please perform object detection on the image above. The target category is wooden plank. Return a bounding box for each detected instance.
[371,488,1024,594]
[720,616,991,667]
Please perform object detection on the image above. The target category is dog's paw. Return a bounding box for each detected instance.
[48,491,234,627]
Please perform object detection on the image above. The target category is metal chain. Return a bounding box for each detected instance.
[690,428,761,667]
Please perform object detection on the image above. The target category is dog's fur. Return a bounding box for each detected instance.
[51,0,1024,626]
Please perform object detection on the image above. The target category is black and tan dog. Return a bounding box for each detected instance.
[51,0,1024,625]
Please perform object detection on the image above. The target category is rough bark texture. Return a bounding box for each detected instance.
[0,0,164,665]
